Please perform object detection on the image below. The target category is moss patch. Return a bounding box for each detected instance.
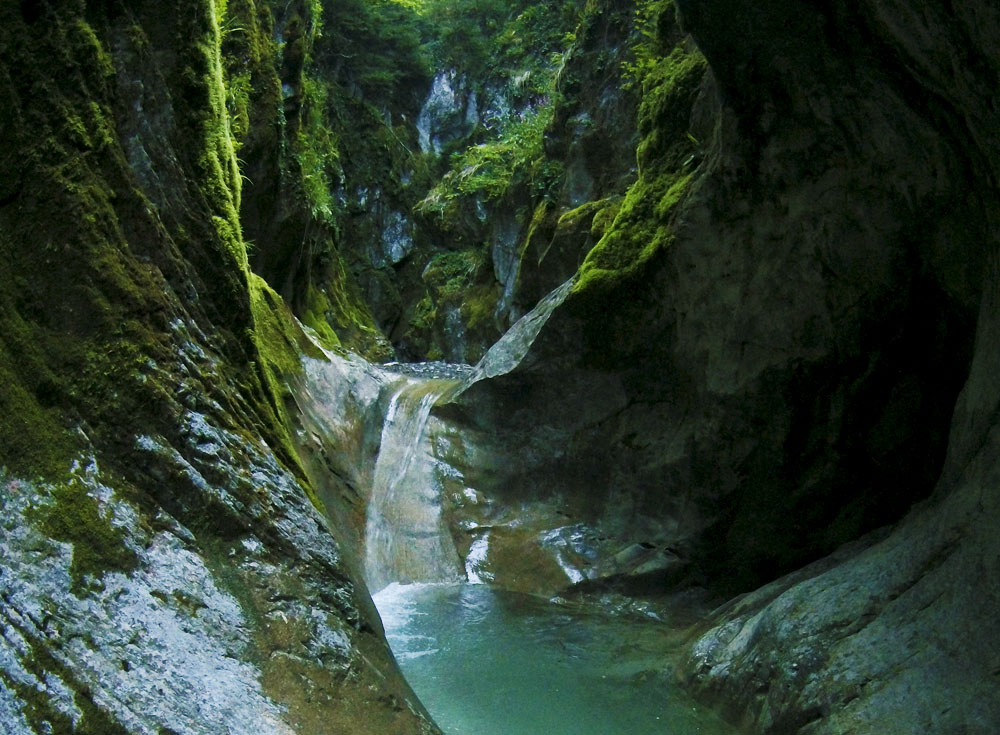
[0,618,130,735]
[575,172,692,293]
[572,23,706,298]
[251,274,325,373]
[247,274,326,506]
[0,347,78,479]
[31,482,138,593]
[298,254,394,362]
[422,249,488,299]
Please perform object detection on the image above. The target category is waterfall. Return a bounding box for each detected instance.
[460,276,575,386]
[363,277,575,593]
[363,375,466,593]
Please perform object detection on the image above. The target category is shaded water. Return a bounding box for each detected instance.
[374,584,738,735]
[362,277,736,733]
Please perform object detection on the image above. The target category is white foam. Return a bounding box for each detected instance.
[465,533,492,585]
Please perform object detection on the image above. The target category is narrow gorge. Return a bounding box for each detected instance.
[1,1,998,734]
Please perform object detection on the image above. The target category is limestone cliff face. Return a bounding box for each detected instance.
[671,2,1000,731]
[456,0,1000,730]
[0,2,434,732]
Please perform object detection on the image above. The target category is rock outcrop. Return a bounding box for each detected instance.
[447,0,1000,731]
[0,2,434,732]
[670,3,1000,731]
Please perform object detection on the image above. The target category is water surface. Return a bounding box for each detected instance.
[374,583,737,735]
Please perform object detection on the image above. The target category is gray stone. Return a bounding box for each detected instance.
[416,70,476,156]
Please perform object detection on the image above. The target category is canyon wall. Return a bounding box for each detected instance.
[3,0,999,732]
[455,0,1000,731]
[0,2,434,732]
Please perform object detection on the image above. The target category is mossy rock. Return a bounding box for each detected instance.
[571,25,706,300]
[422,249,489,300]
[31,481,139,593]
[575,172,693,295]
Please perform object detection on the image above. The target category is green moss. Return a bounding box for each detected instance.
[0,668,75,735]
[633,47,707,172]
[422,249,487,299]
[250,274,326,374]
[0,342,78,479]
[557,199,606,230]
[0,670,73,735]
[172,0,248,272]
[417,104,557,220]
[300,285,345,351]
[31,481,139,593]
[411,295,437,331]
[0,618,130,735]
[397,295,438,358]
[575,172,692,293]
[76,697,130,735]
[460,283,501,333]
[296,74,342,223]
[0,0,324,531]
[298,255,394,361]
[523,200,557,255]
[590,197,622,239]
[246,274,329,507]
[571,21,705,298]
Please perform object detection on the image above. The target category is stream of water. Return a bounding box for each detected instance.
[364,374,467,593]
[362,277,736,734]
[363,277,576,594]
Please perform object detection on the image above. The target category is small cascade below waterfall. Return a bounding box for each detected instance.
[362,277,575,593]
[357,275,742,734]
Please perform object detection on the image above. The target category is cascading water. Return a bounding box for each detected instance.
[362,277,575,593]
[460,276,575,385]
[356,277,740,734]
[363,373,466,593]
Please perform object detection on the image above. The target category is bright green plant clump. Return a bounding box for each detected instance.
[422,249,489,298]
[419,105,556,217]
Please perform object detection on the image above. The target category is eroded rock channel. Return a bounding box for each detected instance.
[295,279,739,733]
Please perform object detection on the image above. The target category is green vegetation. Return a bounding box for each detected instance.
[575,172,692,293]
[418,105,559,218]
[0,6,139,479]
[460,283,503,341]
[0,333,79,479]
[296,75,342,223]
[423,249,489,299]
[414,0,580,80]
[250,274,324,377]
[0,616,130,735]
[219,0,434,357]
[0,0,312,502]
[573,5,706,296]
[32,481,139,592]
[247,274,331,505]
[300,256,395,361]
